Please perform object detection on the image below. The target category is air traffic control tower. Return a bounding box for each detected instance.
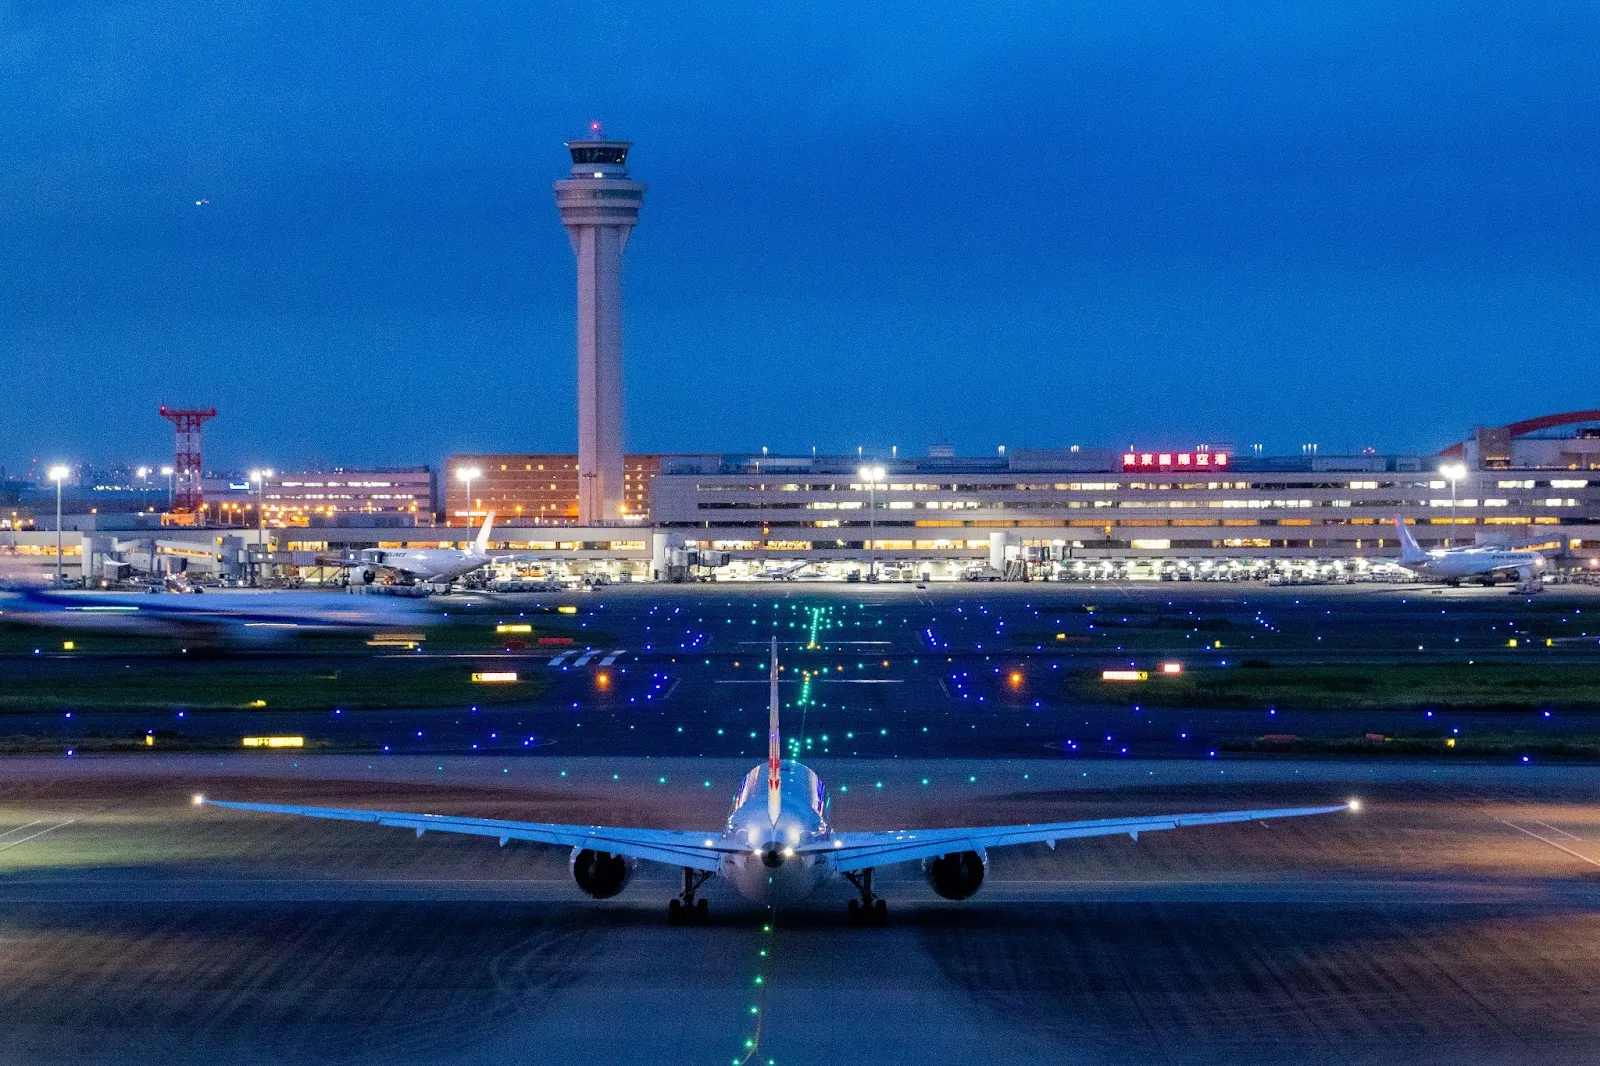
[555,123,644,524]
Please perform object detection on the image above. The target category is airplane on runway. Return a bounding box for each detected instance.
[200,639,1354,925]
[338,512,498,588]
[8,587,435,636]
[1393,516,1548,588]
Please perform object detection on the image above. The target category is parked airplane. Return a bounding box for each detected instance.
[755,562,809,581]
[340,512,497,587]
[1393,516,1547,587]
[200,640,1353,924]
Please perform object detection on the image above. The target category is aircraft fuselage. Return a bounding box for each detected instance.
[1406,549,1545,582]
[718,762,835,903]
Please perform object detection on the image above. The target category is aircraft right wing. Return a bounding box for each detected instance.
[801,803,1352,873]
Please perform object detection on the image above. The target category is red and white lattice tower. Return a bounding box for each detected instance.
[158,406,217,514]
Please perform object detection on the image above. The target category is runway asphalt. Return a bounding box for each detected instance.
[3,755,1600,1063]
[6,584,1600,1063]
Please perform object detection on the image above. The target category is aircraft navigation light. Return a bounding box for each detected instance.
[192,794,204,806]
[1347,799,1363,812]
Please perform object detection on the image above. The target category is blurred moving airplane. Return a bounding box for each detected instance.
[6,587,434,635]
[202,640,1353,924]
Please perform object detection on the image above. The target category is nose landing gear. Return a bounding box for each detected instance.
[843,868,887,926]
[667,867,714,926]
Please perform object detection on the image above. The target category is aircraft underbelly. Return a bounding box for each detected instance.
[720,852,831,903]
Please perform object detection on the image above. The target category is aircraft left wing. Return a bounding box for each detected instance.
[201,799,738,871]
[801,803,1352,873]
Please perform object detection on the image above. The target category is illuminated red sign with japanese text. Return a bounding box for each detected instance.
[1121,450,1229,470]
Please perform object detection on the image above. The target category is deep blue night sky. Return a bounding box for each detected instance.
[2,2,1596,472]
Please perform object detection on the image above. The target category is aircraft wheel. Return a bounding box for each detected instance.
[667,899,682,925]
[873,899,888,925]
[695,898,709,923]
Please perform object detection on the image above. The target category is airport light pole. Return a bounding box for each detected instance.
[456,466,481,530]
[48,465,69,587]
[250,469,273,586]
[1440,462,1467,548]
[161,466,174,510]
[858,464,885,579]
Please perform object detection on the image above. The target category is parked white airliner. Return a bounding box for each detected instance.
[1394,516,1547,587]
[200,639,1352,924]
[340,512,497,587]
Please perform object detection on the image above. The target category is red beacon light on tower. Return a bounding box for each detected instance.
[1121,449,1229,471]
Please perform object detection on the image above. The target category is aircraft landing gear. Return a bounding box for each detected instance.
[843,869,887,926]
[668,868,713,926]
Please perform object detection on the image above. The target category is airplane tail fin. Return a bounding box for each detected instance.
[767,637,782,826]
[473,511,495,555]
[1394,516,1427,563]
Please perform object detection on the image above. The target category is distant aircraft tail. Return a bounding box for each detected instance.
[473,511,496,555]
[767,637,782,826]
[1394,516,1428,564]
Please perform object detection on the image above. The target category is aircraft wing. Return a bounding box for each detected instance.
[802,803,1351,873]
[201,799,737,872]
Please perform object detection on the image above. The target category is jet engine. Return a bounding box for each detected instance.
[348,566,376,586]
[570,847,635,899]
[923,849,986,900]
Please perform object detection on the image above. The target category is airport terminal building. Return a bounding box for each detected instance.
[6,411,1600,584]
[648,412,1600,576]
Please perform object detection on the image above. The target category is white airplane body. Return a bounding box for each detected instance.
[755,562,809,582]
[343,512,497,587]
[203,639,1350,923]
[1393,516,1546,585]
[8,587,434,635]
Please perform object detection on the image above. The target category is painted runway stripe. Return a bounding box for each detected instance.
[1533,821,1586,842]
[0,817,82,853]
[711,678,904,685]
[570,651,596,667]
[0,819,46,842]
[598,649,625,665]
[547,652,574,667]
[1500,819,1600,868]
[735,640,893,647]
